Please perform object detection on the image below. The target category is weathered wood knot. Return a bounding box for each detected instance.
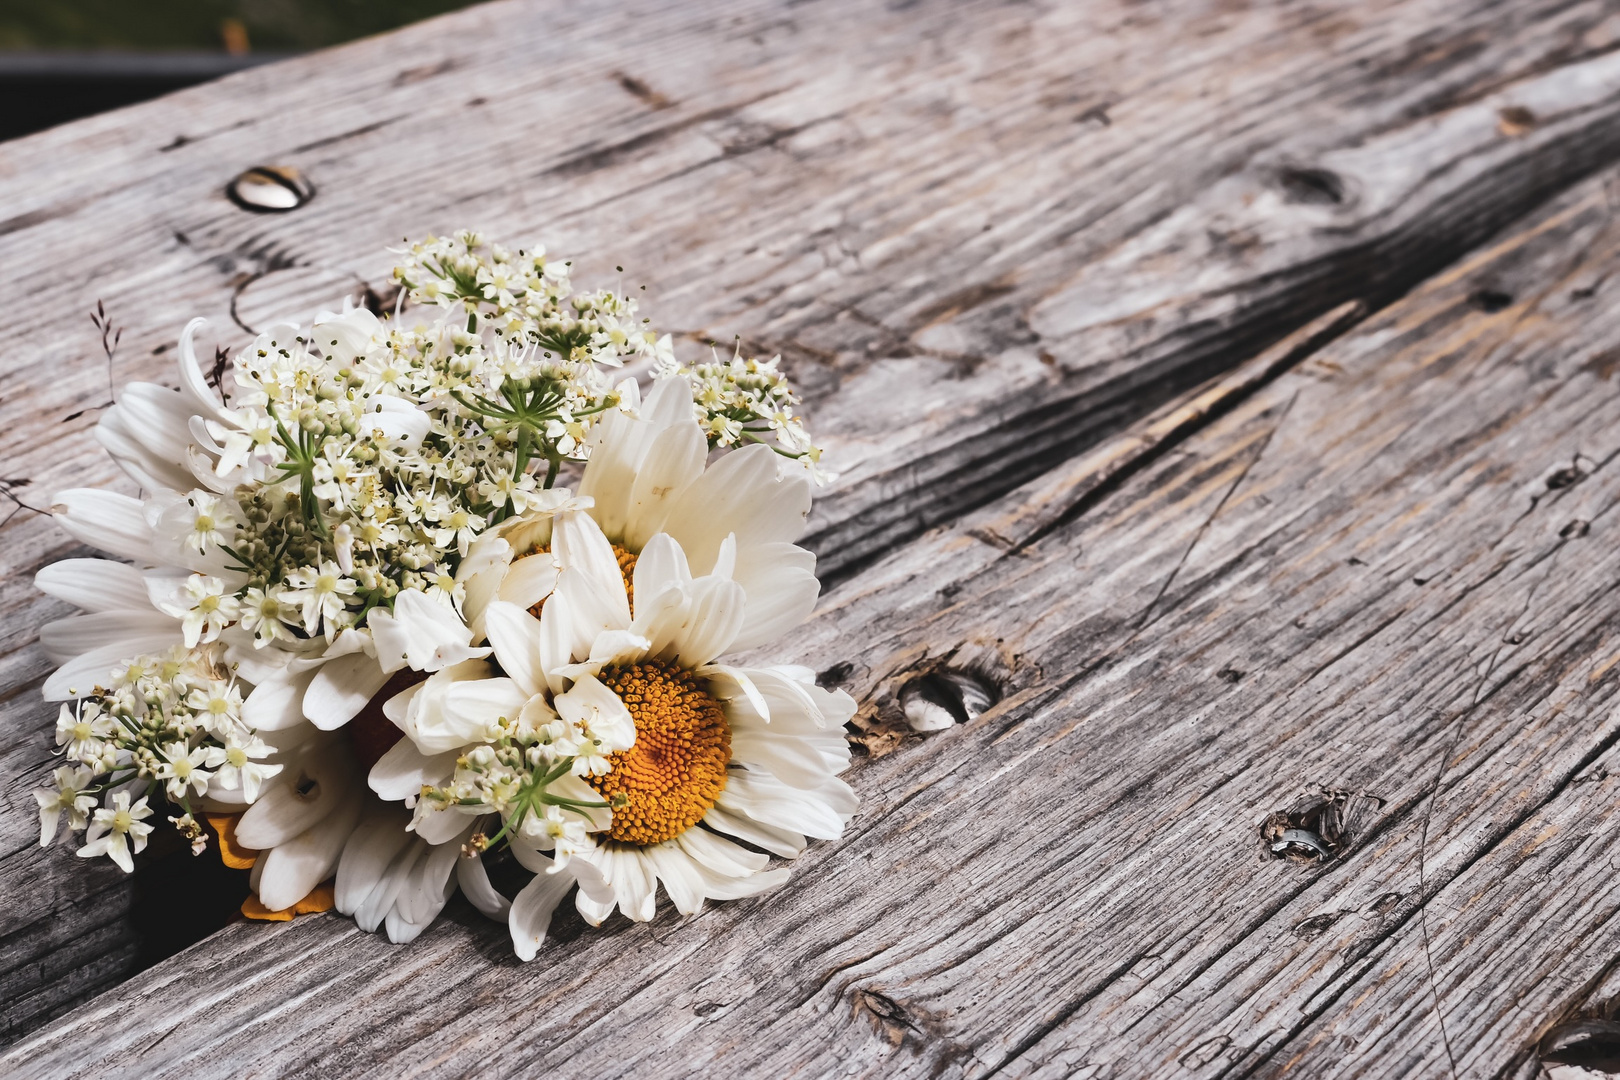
[900,669,999,732]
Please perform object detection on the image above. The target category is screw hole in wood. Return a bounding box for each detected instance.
[1275,165,1345,205]
[1547,466,1586,490]
[1469,288,1514,313]
[227,165,314,213]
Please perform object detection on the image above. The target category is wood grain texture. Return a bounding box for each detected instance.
[14,121,1620,1080]
[7,0,1620,1054]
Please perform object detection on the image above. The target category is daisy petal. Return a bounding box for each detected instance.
[335,806,414,915]
[255,787,363,911]
[43,638,184,700]
[553,511,631,626]
[34,559,153,614]
[304,652,392,730]
[458,851,511,921]
[369,737,458,803]
[677,826,770,877]
[658,444,811,574]
[621,419,707,550]
[50,489,158,564]
[645,842,705,916]
[510,862,576,961]
[495,550,559,613]
[671,577,746,668]
[484,601,545,698]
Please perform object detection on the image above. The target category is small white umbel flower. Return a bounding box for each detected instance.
[76,792,155,873]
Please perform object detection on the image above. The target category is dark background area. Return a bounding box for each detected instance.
[0,0,483,141]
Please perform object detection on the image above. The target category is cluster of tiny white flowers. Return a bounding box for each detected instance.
[656,346,827,481]
[421,700,632,870]
[182,230,686,646]
[155,231,826,651]
[33,647,280,871]
[152,231,654,647]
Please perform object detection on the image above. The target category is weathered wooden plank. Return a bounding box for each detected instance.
[14,113,1620,1080]
[7,0,1620,1048]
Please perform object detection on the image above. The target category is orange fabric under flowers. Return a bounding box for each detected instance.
[203,812,259,870]
[204,812,336,921]
[240,883,336,921]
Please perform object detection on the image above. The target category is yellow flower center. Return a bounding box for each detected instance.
[588,661,731,846]
[523,541,639,620]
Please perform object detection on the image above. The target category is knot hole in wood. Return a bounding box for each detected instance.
[1261,790,1384,864]
[900,668,1000,733]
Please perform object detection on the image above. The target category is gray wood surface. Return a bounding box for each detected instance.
[6,0,1620,1070]
[12,148,1620,1080]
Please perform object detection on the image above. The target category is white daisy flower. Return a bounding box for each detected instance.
[332,803,472,945]
[226,593,489,927]
[457,376,821,652]
[399,509,856,960]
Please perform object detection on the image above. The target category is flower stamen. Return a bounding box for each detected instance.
[588,661,729,845]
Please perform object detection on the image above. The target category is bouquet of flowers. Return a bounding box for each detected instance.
[32,232,857,958]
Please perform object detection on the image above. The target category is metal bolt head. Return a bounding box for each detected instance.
[227,165,314,213]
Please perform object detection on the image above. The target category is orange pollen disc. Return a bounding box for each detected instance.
[523,540,639,620]
[588,661,731,845]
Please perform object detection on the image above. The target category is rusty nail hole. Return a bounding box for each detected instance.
[900,669,999,732]
[1548,467,1586,490]
[1540,1019,1620,1074]
[1262,790,1383,864]
[616,72,674,110]
[228,165,314,213]
[1276,166,1345,205]
[1562,520,1591,539]
[1469,288,1514,313]
[1498,105,1537,137]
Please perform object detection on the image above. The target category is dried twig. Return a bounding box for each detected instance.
[0,476,46,531]
[89,300,122,403]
